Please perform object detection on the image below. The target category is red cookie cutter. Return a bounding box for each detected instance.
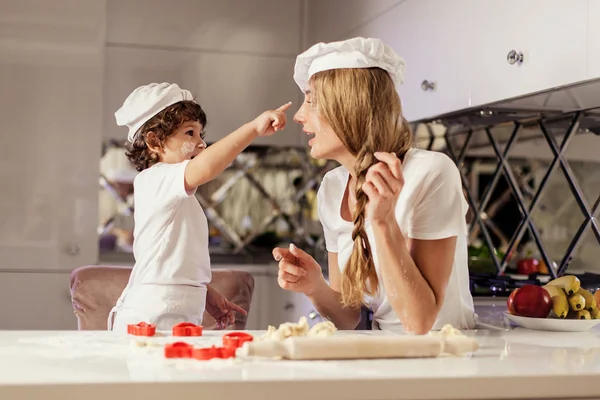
[219,346,236,359]
[222,332,253,349]
[127,322,156,337]
[164,342,193,358]
[192,345,235,360]
[172,322,203,337]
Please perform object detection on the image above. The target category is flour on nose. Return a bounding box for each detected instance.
[181,141,195,156]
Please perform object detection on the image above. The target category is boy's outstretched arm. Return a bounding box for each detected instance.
[184,102,291,191]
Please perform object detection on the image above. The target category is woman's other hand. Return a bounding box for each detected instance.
[272,244,326,295]
[362,151,405,223]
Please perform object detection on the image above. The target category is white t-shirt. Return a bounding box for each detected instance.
[129,160,211,287]
[317,148,475,332]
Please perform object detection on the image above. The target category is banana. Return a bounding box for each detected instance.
[546,275,581,296]
[543,285,569,318]
[591,308,600,319]
[571,310,592,320]
[577,288,597,312]
[568,293,586,311]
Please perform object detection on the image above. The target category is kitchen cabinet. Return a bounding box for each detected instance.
[331,0,590,121]
[217,264,321,330]
[0,272,77,329]
[0,0,104,273]
[258,274,325,328]
[587,0,600,80]
[469,0,587,107]
[354,0,474,122]
[0,0,104,331]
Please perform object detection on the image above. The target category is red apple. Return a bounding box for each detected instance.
[512,284,552,318]
[507,288,519,315]
[517,258,540,275]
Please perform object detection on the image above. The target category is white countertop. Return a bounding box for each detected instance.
[2,327,600,400]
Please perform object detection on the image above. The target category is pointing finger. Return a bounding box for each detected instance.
[276,102,292,112]
[229,302,247,315]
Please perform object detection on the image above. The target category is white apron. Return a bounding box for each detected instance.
[108,283,207,332]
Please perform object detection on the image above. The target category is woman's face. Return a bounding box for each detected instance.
[293,88,347,161]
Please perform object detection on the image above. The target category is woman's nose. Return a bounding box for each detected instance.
[293,109,304,124]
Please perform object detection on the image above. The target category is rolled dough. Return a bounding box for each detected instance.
[238,334,479,360]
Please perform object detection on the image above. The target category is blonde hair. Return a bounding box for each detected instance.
[311,67,413,308]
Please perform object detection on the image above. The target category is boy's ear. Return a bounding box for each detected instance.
[145,132,163,154]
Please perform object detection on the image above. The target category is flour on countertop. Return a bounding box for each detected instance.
[428,324,465,338]
[261,317,337,341]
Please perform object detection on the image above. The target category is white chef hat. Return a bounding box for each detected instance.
[115,82,194,142]
[293,37,405,91]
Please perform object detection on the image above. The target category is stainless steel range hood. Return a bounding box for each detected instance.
[417,77,600,126]
[485,77,600,114]
[413,78,600,162]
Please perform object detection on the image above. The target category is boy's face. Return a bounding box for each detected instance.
[156,120,206,164]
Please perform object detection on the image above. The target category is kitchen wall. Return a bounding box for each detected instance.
[103,0,308,147]
[306,0,405,44]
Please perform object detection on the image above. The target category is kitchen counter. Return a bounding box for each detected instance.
[2,327,600,400]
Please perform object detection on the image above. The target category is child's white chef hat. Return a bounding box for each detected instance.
[293,37,405,92]
[115,82,194,142]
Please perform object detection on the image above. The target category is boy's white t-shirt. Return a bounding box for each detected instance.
[129,160,211,287]
[317,148,475,331]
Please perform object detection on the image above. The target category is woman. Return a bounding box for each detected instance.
[272,37,475,334]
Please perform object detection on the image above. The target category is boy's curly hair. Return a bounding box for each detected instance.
[125,100,207,171]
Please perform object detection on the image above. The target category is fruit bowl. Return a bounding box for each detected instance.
[504,312,600,332]
[505,275,600,331]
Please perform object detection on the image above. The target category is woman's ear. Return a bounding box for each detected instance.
[145,132,163,154]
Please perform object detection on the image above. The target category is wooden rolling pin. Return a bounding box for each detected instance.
[236,335,479,360]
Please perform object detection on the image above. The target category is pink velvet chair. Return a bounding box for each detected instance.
[70,265,254,330]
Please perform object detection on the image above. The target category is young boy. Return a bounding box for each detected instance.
[107,82,291,331]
